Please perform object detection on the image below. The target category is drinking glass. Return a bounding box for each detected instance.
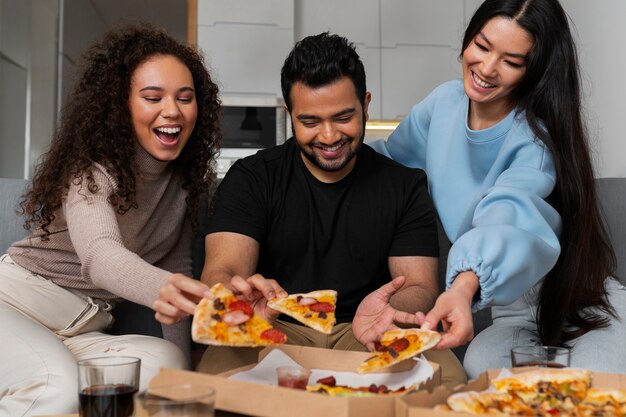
[134,383,215,417]
[77,356,141,417]
[276,366,311,389]
[510,346,571,368]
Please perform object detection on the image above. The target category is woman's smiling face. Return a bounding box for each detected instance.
[129,54,197,161]
[462,16,533,116]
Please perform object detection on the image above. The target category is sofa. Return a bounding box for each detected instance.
[2,177,626,361]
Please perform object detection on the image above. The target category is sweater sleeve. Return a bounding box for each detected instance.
[63,168,170,307]
[367,85,438,169]
[446,144,562,311]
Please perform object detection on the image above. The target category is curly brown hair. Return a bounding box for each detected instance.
[21,23,221,236]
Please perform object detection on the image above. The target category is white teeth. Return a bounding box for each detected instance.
[321,143,342,152]
[473,72,496,88]
[156,127,181,134]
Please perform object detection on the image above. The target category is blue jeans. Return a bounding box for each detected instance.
[464,278,626,378]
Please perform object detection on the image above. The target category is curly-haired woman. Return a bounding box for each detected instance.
[0,24,220,415]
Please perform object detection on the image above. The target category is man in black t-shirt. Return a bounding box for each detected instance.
[196,33,466,386]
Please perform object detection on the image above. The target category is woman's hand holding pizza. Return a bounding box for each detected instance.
[418,270,478,349]
[352,276,423,351]
[229,274,287,322]
[154,273,212,325]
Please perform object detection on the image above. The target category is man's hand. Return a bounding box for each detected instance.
[418,271,478,349]
[352,276,422,350]
[153,274,212,325]
[229,274,287,322]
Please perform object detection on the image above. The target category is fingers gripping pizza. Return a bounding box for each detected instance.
[357,328,441,373]
[267,290,337,334]
[192,283,287,346]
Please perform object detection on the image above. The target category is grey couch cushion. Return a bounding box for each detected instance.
[596,177,626,285]
[0,178,29,253]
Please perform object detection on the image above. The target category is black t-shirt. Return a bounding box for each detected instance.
[207,139,439,323]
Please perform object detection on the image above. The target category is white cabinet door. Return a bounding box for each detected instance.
[197,0,294,97]
[198,24,293,96]
[198,0,293,28]
[295,0,379,47]
[381,45,460,119]
[381,0,465,48]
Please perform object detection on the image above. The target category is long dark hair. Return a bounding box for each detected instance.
[463,0,616,345]
[21,23,221,235]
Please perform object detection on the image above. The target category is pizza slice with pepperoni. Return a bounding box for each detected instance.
[267,290,337,334]
[357,328,440,373]
[192,283,287,346]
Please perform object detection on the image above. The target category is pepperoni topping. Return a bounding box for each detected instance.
[229,300,254,316]
[260,328,287,343]
[309,302,335,313]
[316,376,337,386]
[386,337,409,353]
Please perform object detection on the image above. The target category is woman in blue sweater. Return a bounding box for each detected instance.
[370,0,625,377]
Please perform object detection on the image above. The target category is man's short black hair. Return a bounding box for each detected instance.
[280,32,367,111]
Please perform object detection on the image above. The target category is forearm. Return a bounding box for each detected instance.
[389,283,436,314]
[200,268,237,286]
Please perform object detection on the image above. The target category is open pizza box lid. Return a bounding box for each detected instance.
[395,367,626,417]
[150,344,441,417]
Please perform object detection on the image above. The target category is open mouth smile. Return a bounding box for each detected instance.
[472,71,497,89]
[154,126,182,146]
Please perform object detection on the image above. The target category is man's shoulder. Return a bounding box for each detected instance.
[236,139,293,170]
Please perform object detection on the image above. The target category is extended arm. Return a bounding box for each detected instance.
[200,231,284,320]
[352,255,438,349]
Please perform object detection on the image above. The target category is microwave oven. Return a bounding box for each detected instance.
[216,96,290,178]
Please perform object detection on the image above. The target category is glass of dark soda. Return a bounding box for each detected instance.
[77,356,140,417]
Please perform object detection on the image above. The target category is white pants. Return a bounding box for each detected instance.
[464,278,626,378]
[0,255,187,417]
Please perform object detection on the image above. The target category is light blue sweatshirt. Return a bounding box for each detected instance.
[368,80,561,311]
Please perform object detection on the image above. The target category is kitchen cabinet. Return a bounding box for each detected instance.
[294,0,379,47]
[294,0,465,120]
[380,0,465,48]
[381,45,459,119]
[196,0,294,97]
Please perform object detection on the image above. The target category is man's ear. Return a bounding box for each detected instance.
[363,91,372,121]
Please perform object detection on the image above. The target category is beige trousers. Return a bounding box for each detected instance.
[0,255,187,417]
[197,319,467,388]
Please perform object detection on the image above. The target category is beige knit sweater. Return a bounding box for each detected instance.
[8,146,193,360]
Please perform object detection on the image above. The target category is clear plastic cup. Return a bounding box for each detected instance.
[276,366,311,390]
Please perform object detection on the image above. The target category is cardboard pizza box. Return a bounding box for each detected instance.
[150,345,441,417]
[395,367,626,417]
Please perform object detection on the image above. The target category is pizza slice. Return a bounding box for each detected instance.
[267,289,337,334]
[446,390,535,416]
[577,388,626,417]
[192,283,287,346]
[356,328,441,373]
[306,375,414,396]
[491,368,591,407]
